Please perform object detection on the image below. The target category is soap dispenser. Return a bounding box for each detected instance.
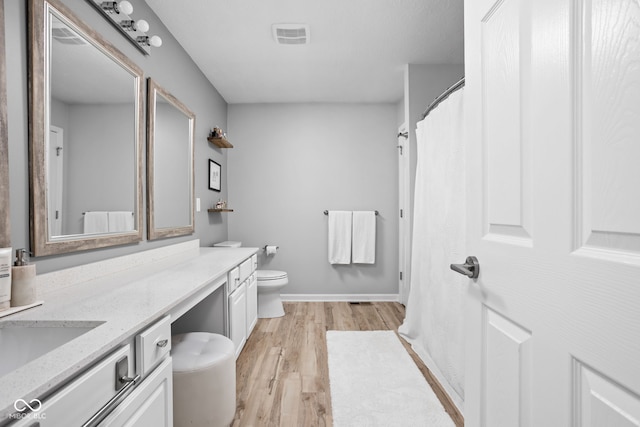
[11,249,37,307]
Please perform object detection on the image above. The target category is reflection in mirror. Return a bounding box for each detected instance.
[147,78,195,240]
[29,0,143,256]
[0,0,9,249]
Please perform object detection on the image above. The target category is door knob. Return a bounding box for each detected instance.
[450,256,480,279]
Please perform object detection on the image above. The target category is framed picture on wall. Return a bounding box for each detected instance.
[208,159,221,192]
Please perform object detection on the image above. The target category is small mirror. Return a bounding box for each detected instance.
[29,0,144,256]
[0,0,9,249]
[147,78,195,240]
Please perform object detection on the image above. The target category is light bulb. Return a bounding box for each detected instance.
[136,19,149,33]
[149,35,162,47]
[118,1,133,15]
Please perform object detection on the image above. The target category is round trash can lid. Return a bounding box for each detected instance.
[171,332,234,372]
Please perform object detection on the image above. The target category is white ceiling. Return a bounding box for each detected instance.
[145,0,464,104]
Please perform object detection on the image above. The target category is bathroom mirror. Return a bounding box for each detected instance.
[147,78,195,240]
[28,0,144,256]
[0,0,9,249]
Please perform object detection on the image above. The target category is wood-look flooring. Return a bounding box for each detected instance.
[233,301,464,427]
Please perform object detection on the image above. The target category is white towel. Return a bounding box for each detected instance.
[328,211,352,264]
[83,211,109,234]
[352,211,376,264]
[108,211,134,232]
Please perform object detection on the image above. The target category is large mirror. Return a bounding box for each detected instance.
[29,0,143,256]
[0,0,9,249]
[147,78,195,240]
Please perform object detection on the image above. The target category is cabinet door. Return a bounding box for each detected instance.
[99,357,173,427]
[229,282,247,359]
[246,273,257,336]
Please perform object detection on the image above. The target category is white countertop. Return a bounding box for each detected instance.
[0,245,258,424]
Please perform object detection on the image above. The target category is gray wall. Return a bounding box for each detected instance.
[227,103,398,297]
[154,102,192,229]
[5,0,229,273]
[65,103,135,235]
[404,64,464,194]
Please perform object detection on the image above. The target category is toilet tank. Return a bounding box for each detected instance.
[213,241,242,248]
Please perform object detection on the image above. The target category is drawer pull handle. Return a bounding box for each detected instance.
[156,339,168,348]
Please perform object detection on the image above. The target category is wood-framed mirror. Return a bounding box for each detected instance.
[0,0,9,249]
[28,0,144,256]
[146,78,195,240]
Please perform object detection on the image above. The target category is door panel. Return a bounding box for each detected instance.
[482,0,533,244]
[484,308,532,427]
[574,362,640,427]
[576,0,640,258]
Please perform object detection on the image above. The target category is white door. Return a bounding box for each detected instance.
[463,0,640,425]
[397,125,410,305]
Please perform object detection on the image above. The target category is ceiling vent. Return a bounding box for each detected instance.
[51,22,87,45]
[272,24,310,45]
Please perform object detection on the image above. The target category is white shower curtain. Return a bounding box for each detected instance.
[398,88,466,412]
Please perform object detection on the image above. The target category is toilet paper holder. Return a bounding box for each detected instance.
[263,245,279,256]
[263,245,279,251]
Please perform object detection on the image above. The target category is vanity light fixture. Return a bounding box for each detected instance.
[100,1,132,15]
[137,35,163,48]
[120,19,149,32]
[86,0,161,55]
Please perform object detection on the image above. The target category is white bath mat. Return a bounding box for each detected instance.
[327,330,454,427]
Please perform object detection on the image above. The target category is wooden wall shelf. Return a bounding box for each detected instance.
[208,136,233,148]
[208,208,234,213]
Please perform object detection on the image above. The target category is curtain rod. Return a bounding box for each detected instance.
[420,77,465,120]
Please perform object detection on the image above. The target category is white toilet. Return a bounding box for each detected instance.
[213,241,288,319]
[256,270,288,318]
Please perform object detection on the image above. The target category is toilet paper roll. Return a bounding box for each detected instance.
[265,245,279,256]
[11,264,37,307]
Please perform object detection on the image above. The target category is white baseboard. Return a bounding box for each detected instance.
[282,294,399,302]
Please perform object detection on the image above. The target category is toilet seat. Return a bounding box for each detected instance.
[257,270,288,281]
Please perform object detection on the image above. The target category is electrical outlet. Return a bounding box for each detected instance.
[196,198,201,212]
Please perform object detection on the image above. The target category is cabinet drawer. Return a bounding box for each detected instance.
[35,345,132,426]
[251,254,258,272]
[239,258,252,283]
[136,316,171,377]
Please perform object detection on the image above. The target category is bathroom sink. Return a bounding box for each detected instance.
[0,320,105,378]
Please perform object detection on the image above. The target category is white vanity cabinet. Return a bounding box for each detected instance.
[9,318,174,427]
[0,245,261,425]
[227,254,258,359]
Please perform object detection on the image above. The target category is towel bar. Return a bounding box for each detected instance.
[323,210,378,215]
[82,212,134,215]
